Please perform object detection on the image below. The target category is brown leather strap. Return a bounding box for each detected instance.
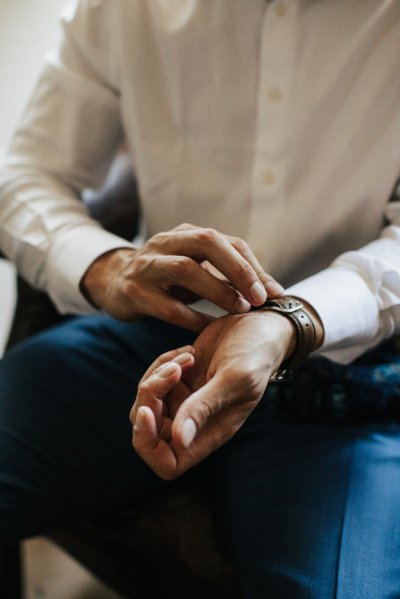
[251,296,316,381]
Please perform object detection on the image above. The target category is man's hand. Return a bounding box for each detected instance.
[130,311,296,479]
[81,223,284,331]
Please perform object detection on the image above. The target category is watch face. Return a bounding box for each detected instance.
[266,296,303,314]
[251,296,303,313]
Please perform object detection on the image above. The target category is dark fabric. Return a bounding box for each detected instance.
[0,316,194,543]
[277,337,400,423]
[214,388,400,598]
[1,315,400,597]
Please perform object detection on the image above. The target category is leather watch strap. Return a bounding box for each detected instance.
[251,296,316,381]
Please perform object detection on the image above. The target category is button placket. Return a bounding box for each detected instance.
[274,2,288,18]
[247,1,299,252]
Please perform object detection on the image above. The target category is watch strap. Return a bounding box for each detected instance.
[251,296,316,381]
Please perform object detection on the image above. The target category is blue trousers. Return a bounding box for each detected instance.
[1,314,400,598]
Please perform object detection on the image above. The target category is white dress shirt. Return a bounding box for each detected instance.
[1,0,400,364]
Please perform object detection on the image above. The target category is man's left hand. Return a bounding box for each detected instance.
[130,311,295,479]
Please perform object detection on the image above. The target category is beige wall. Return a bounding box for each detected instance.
[0,0,66,353]
[0,0,66,147]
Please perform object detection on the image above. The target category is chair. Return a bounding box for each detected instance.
[0,153,239,598]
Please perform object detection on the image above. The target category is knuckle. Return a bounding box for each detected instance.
[138,379,152,395]
[232,259,253,279]
[166,256,193,279]
[148,231,167,249]
[160,349,179,363]
[195,227,219,245]
[174,222,194,231]
[160,302,183,323]
[231,237,249,254]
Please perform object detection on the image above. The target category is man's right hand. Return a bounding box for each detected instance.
[80,223,284,331]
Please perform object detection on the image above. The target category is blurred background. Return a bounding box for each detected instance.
[0,2,121,597]
[0,0,65,354]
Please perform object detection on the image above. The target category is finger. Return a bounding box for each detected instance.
[170,371,237,449]
[165,380,194,419]
[133,406,179,480]
[201,261,229,283]
[157,255,252,314]
[130,360,184,429]
[138,346,195,386]
[225,235,285,298]
[133,406,158,448]
[201,229,285,300]
[145,292,214,332]
[159,229,269,306]
[159,415,173,441]
[131,354,195,425]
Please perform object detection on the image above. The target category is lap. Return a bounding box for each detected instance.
[212,355,400,598]
[1,315,400,598]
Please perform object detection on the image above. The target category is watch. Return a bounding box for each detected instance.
[251,295,316,381]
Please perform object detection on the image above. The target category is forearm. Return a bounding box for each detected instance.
[0,1,128,314]
[0,162,134,314]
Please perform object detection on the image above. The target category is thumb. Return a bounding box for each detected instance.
[171,372,232,448]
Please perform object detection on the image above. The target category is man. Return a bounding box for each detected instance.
[1,1,400,597]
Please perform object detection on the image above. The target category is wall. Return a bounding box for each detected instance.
[0,0,66,353]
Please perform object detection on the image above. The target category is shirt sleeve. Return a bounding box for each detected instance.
[287,203,400,364]
[0,0,134,315]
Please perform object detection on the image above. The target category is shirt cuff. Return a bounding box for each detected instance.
[286,266,380,364]
[45,225,135,315]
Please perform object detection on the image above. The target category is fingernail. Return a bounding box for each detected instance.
[266,281,285,296]
[234,297,251,313]
[157,362,178,378]
[134,407,146,432]
[181,418,197,448]
[250,281,267,305]
[173,352,192,366]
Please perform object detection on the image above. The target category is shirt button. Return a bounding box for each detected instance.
[267,87,283,102]
[263,170,276,186]
[274,3,288,17]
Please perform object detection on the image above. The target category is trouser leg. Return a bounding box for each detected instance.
[213,393,400,599]
[3,310,400,597]
[0,545,22,599]
[0,314,194,545]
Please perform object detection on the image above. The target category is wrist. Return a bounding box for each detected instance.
[251,295,322,380]
[80,247,136,308]
[250,310,297,363]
